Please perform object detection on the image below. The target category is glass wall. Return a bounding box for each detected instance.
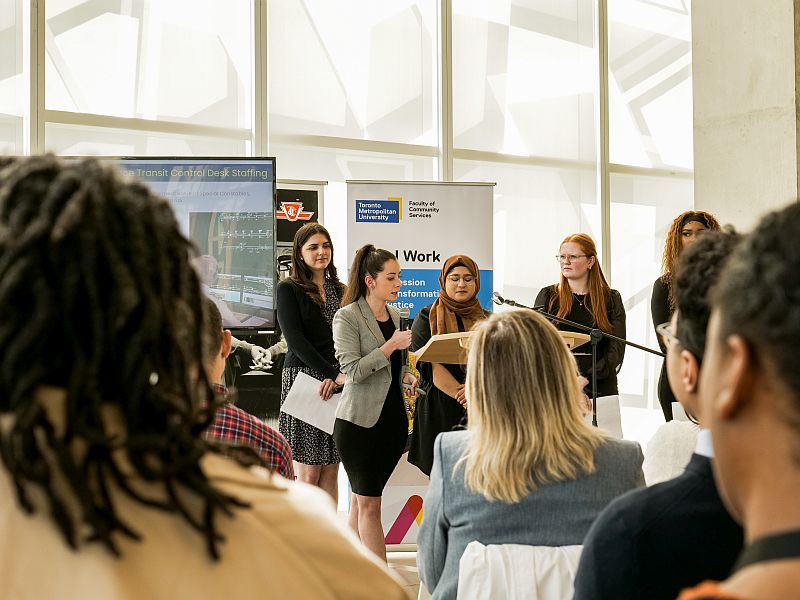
[267,0,440,272]
[453,0,600,304]
[0,0,25,154]
[3,0,695,409]
[608,0,693,408]
[44,0,254,155]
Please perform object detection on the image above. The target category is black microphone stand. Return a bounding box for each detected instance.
[492,294,664,428]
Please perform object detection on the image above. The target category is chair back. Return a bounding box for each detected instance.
[457,541,582,600]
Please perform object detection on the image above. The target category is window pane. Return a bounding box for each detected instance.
[455,158,599,304]
[45,0,253,129]
[273,141,437,274]
[453,0,597,161]
[0,0,25,153]
[268,0,438,146]
[610,171,693,408]
[608,0,693,169]
[45,123,250,157]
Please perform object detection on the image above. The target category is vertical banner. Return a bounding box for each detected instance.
[346,181,495,317]
[347,180,494,546]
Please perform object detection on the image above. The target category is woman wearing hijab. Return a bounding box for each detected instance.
[408,255,488,476]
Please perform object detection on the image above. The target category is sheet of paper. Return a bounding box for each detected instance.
[583,394,622,438]
[280,371,340,435]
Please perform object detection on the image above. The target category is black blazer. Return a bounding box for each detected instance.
[573,453,744,600]
[276,279,340,381]
[535,285,626,396]
[651,276,677,419]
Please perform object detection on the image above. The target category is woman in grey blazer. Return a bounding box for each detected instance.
[332,244,417,561]
[417,310,644,599]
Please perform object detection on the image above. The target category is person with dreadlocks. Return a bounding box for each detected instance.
[651,210,720,421]
[0,155,407,599]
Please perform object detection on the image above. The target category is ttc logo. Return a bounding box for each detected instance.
[277,201,315,222]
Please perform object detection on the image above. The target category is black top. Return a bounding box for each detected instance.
[276,279,340,381]
[378,317,403,387]
[573,453,744,600]
[651,276,671,352]
[407,305,470,475]
[534,285,626,397]
[651,276,677,420]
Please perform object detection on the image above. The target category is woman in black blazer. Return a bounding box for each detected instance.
[277,223,346,500]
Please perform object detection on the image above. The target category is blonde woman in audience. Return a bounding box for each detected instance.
[417,309,643,599]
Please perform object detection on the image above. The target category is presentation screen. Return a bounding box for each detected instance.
[104,157,277,330]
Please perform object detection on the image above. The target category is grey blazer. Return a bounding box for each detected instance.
[333,297,407,428]
[417,430,644,600]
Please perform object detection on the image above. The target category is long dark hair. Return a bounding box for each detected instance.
[0,155,246,559]
[342,244,396,306]
[289,223,344,306]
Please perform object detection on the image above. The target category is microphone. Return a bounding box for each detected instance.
[399,306,410,331]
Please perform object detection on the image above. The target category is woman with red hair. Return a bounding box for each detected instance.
[535,233,626,398]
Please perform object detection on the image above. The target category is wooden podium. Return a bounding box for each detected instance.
[412,330,589,365]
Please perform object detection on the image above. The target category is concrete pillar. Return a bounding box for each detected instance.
[692,0,799,230]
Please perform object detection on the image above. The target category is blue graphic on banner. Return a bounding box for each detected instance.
[355,199,400,223]
[390,269,494,318]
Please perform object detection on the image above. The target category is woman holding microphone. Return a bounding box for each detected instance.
[333,245,418,560]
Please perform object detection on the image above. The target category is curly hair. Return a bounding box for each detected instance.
[673,228,741,363]
[289,223,345,306]
[711,203,800,410]
[0,155,247,559]
[661,210,721,311]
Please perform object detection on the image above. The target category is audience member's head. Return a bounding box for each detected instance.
[702,204,800,521]
[695,202,800,595]
[202,296,233,385]
[460,309,606,503]
[0,155,244,559]
[662,229,741,422]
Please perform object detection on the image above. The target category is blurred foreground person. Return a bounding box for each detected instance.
[680,205,800,599]
[575,230,743,600]
[0,156,408,600]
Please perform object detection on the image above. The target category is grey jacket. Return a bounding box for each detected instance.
[333,297,408,428]
[417,430,645,599]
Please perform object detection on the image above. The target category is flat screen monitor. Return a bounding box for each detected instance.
[91,157,277,331]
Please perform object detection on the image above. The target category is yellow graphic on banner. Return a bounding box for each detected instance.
[388,196,402,220]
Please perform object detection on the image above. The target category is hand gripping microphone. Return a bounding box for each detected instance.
[399,306,410,331]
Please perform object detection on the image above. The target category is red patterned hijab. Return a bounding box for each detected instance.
[428,255,486,335]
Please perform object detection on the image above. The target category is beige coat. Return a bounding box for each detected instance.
[0,389,409,600]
